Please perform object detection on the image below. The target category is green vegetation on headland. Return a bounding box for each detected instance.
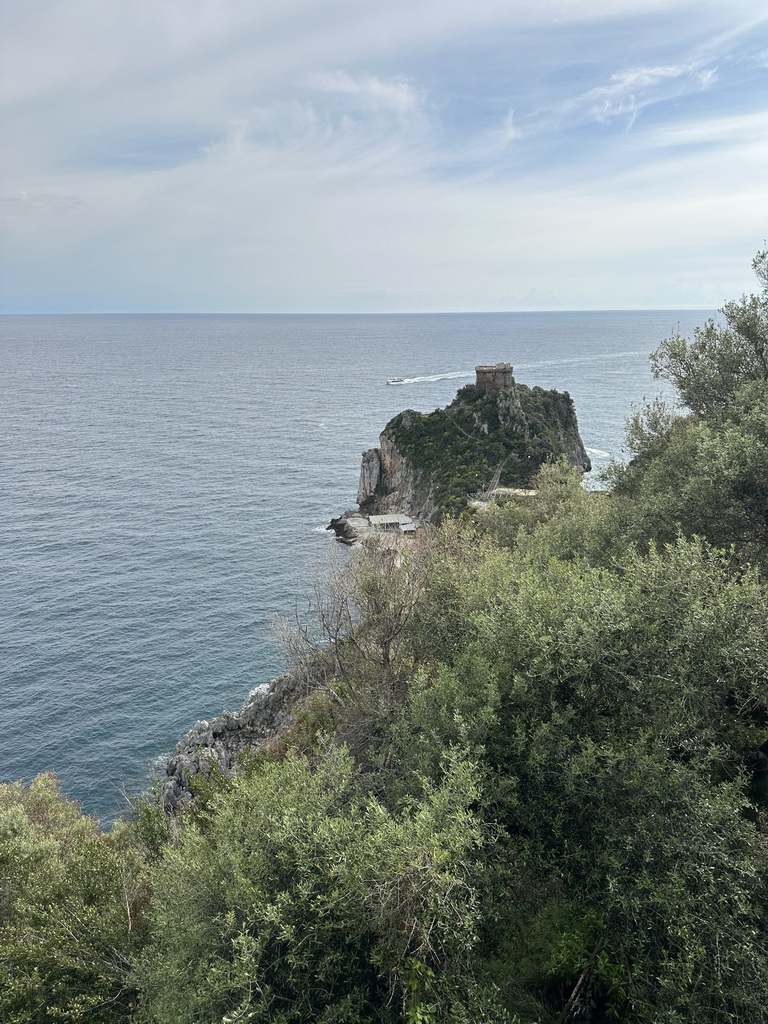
[2,251,768,1023]
[385,379,587,518]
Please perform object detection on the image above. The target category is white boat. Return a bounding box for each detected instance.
[386,377,405,385]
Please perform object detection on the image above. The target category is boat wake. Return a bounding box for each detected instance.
[387,370,473,385]
[516,350,645,372]
[389,352,645,385]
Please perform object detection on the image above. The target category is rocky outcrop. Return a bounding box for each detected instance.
[354,366,590,523]
[544,400,592,469]
[494,385,527,432]
[327,513,361,543]
[357,420,438,523]
[357,449,381,505]
[161,669,316,813]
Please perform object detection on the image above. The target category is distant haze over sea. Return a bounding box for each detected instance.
[1,311,711,822]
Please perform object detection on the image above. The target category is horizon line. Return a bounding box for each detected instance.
[0,305,718,317]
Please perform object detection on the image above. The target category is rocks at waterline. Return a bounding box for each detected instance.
[160,668,316,813]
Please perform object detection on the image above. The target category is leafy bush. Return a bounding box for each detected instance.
[0,774,148,1022]
[137,748,500,1024]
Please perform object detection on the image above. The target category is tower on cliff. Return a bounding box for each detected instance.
[475,362,514,395]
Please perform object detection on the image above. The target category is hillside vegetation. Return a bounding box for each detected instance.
[2,252,768,1024]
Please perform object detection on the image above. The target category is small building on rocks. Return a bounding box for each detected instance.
[368,513,416,533]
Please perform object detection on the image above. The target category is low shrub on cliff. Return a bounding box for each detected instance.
[136,747,504,1024]
[0,774,149,1022]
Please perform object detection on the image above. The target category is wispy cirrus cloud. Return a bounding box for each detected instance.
[198,71,432,181]
[643,108,768,147]
[305,71,423,118]
[555,62,718,129]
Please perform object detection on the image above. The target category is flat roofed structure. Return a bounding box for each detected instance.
[369,513,415,531]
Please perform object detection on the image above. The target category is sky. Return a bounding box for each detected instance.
[1,0,767,313]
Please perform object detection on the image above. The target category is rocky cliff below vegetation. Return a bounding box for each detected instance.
[357,363,590,521]
[161,669,317,813]
[357,429,439,523]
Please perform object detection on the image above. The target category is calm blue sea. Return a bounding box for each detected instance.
[1,311,710,823]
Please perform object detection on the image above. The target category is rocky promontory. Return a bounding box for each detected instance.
[353,362,590,523]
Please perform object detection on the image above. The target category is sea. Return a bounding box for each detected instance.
[0,310,711,825]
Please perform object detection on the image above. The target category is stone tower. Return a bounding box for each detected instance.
[475,362,514,395]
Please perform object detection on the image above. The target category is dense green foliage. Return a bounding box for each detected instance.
[604,248,768,565]
[386,382,581,516]
[0,774,148,1022]
[649,249,768,418]
[3,253,768,1022]
[137,749,496,1024]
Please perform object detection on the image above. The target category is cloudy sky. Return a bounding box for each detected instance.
[2,0,767,312]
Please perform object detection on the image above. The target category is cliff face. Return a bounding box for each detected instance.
[357,418,439,523]
[546,401,592,468]
[357,371,590,521]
